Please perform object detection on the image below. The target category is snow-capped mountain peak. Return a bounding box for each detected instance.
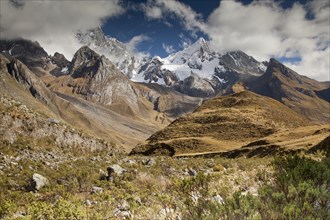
[133,37,267,97]
[165,37,213,65]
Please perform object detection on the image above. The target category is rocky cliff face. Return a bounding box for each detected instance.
[2,54,57,106]
[65,46,138,107]
[76,27,135,78]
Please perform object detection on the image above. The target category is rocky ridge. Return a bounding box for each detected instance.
[250,58,330,122]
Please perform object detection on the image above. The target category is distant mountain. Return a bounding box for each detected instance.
[0,39,48,69]
[76,27,136,78]
[0,39,70,77]
[133,38,266,97]
[49,45,200,120]
[131,91,313,156]
[249,58,330,122]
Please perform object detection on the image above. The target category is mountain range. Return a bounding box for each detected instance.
[0,27,329,155]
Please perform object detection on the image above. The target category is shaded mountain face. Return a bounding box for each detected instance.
[47,52,70,77]
[249,58,330,123]
[0,39,70,77]
[0,39,49,70]
[131,91,311,156]
[133,38,266,97]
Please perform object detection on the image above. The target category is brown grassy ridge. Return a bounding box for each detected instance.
[131,91,327,156]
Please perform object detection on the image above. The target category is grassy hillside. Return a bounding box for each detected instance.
[132,91,318,156]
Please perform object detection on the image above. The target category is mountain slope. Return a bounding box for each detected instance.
[250,58,330,122]
[0,52,162,149]
[131,91,311,156]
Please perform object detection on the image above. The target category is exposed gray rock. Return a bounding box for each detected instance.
[76,27,136,78]
[119,200,130,211]
[122,158,136,165]
[158,208,176,220]
[30,173,49,191]
[212,194,224,204]
[135,196,142,205]
[99,169,107,180]
[187,168,198,177]
[47,118,60,124]
[114,200,131,218]
[91,186,103,194]
[85,199,92,206]
[107,164,125,177]
[114,209,131,219]
[142,158,156,166]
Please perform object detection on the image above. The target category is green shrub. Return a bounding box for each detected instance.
[0,199,17,218]
[258,155,330,219]
[28,198,83,220]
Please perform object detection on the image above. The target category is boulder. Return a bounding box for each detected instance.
[212,195,224,204]
[30,173,49,191]
[107,164,125,177]
[91,186,103,194]
[142,158,156,166]
[187,168,198,176]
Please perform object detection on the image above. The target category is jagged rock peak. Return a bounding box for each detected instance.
[51,52,69,68]
[265,58,301,80]
[69,46,103,77]
[196,37,211,54]
[71,46,100,65]
[76,27,106,47]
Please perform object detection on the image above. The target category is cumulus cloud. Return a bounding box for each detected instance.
[142,0,330,81]
[162,43,176,54]
[0,0,124,59]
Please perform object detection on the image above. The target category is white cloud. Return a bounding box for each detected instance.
[179,33,192,49]
[0,0,124,59]
[162,43,176,54]
[126,34,150,52]
[125,34,151,58]
[142,0,330,81]
[142,0,204,33]
[204,0,330,81]
[145,5,162,19]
